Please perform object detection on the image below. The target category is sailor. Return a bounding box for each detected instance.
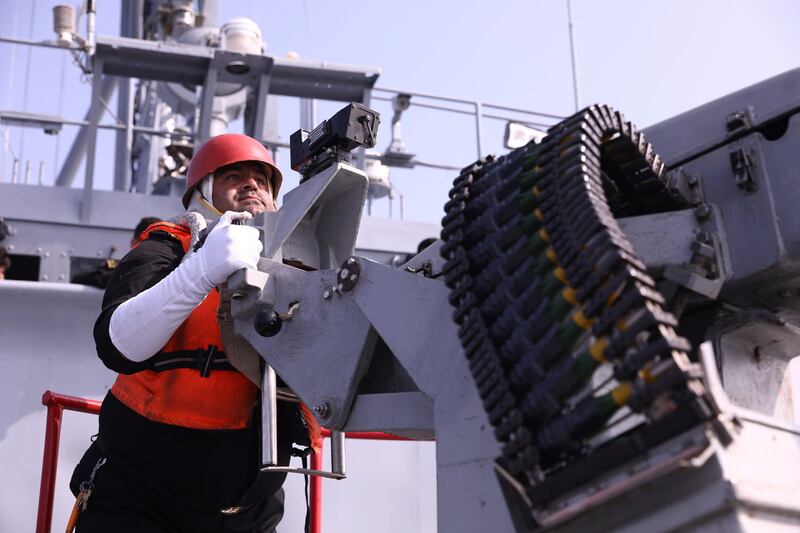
[69,134,307,532]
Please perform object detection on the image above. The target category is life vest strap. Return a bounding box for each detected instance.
[147,346,235,376]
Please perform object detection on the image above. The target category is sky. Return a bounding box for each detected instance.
[1,0,799,224]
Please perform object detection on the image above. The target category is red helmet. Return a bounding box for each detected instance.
[183,133,283,208]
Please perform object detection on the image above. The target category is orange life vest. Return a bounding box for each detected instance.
[111,222,257,430]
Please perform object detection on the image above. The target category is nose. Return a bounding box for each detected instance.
[240,173,259,191]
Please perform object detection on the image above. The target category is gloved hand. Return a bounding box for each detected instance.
[196,211,263,290]
[109,212,263,362]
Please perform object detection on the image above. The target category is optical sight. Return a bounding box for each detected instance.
[290,102,381,181]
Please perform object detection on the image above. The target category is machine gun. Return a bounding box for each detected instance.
[224,77,800,532]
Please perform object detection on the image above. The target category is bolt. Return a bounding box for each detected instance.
[314,402,331,418]
[687,175,699,186]
[349,274,358,282]
[347,257,356,265]
[42,275,49,281]
[36,247,42,253]
[337,283,344,292]
[694,204,711,220]
[691,194,702,206]
[44,252,50,258]
[340,267,349,279]
[58,274,65,280]
[7,244,14,251]
[323,288,332,300]
[97,250,104,256]
[60,252,67,258]
[697,231,712,244]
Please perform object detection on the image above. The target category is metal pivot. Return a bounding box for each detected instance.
[260,362,347,480]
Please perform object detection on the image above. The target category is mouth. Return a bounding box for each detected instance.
[238,195,263,204]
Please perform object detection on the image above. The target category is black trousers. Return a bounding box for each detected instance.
[71,444,284,533]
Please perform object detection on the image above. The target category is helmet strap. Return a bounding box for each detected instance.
[186,188,223,222]
[200,174,214,204]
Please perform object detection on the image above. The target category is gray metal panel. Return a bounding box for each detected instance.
[356,216,439,255]
[234,260,376,430]
[0,183,184,227]
[617,209,700,269]
[96,35,213,85]
[0,281,114,533]
[343,260,515,532]
[644,67,800,166]
[269,57,380,102]
[345,392,433,438]
[670,114,800,305]
[95,35,380,102]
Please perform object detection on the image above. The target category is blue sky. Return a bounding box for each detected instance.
[1,0,799,223]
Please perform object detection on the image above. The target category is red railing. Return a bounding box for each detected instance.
[36,392,102,533]
[36,391,423,533]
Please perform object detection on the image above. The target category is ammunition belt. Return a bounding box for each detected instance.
[440,105,711,514]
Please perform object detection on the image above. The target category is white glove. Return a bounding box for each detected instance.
[109,211,263,362]
[197,211,263,290]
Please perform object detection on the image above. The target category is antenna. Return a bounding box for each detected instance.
[566,0,580,112]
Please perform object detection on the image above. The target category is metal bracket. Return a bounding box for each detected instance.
[233,259,376,430]
[729,147,757,193]
[258,162,369,269]
[382,93,416,167]
[260,363,347,479]
[725,108,754,136]
[664,233,725,299]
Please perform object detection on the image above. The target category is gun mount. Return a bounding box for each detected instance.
[225,70,800,532]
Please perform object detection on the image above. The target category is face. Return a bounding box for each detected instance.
[211,161,276,215]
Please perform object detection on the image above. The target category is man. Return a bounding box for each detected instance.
[70,134,303,532]
[131,216,162,248]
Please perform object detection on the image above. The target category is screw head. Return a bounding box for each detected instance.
[314,402,331,417]
[687,175,699,186]
[323,288,332,300]
[694,204,712,220]
[697,231,712,243]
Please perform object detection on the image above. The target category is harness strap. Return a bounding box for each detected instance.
[147,346,235,375]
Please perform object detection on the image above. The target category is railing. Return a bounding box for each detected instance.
[36,391,428,533]
[37,392,102,533]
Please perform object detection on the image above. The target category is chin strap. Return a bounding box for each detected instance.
[177,186,222,252]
